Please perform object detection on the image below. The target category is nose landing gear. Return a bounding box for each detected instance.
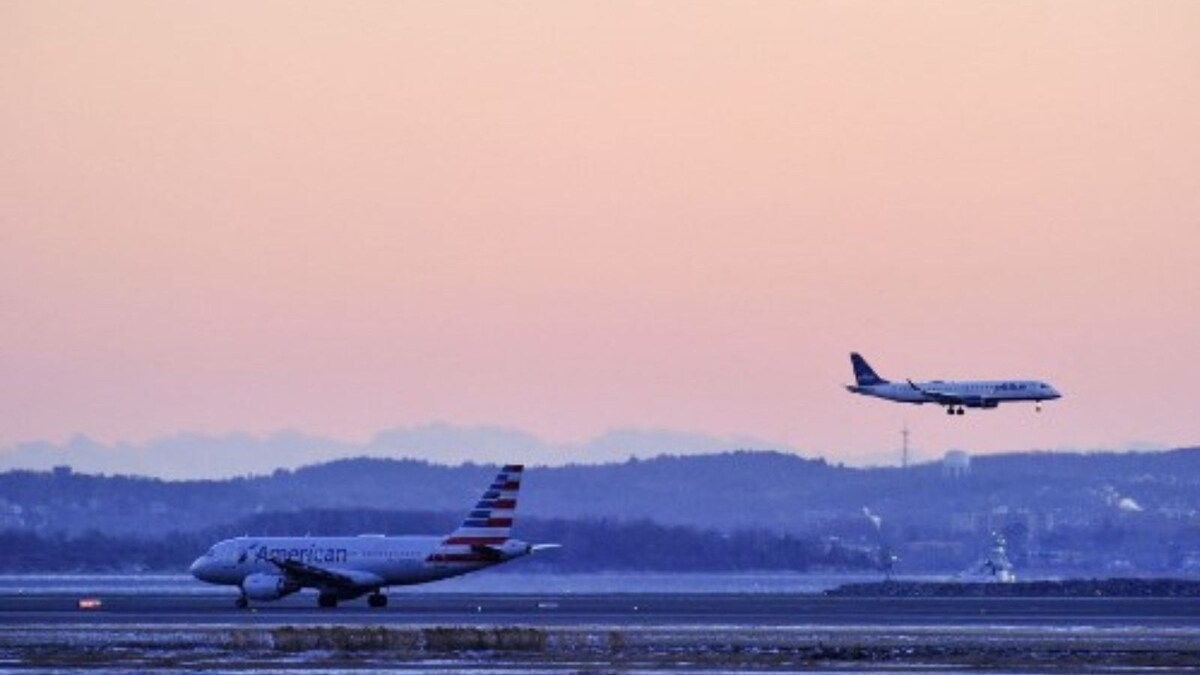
[368,592,388,608]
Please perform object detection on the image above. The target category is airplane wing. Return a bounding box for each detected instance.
[267,556,383,589]
[907,379,964,405]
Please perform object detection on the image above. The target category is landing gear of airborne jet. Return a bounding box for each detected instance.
[368,592,388,608]
[1036,401,1043,413]
[235,595,248,609]
[318,593,338,609]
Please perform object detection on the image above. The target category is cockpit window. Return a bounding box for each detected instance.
[205,547,217,557]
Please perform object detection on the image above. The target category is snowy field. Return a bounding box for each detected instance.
[4,575,1199,673]
[2,622,1199,674]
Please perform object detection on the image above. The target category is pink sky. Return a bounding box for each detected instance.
[2,1,1199,465]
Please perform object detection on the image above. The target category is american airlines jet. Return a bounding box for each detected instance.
[189,465,557,608]
[846,352,1061,415]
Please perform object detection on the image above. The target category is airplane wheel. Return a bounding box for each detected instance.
[945,407,954,415]
[318,593,338,609]
[956,408,965,415]
[235,596,249,609]
[368,593,388,608]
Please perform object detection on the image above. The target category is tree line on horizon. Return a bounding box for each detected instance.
[0,508,879,574]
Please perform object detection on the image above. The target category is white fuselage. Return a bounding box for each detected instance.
[189,534,529,596]
[848,379,1060,408]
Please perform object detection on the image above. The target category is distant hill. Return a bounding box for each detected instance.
[4,449,1200,534]
[2,448,1198,574]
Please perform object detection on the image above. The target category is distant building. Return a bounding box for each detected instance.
[942,450,971,477]
[948,511,979,534]
[0,499,24,529]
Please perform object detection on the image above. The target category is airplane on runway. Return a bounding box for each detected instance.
[189,464,558,608]
[845,352,1061,415]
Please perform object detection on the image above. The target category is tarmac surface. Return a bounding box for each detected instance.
[4,592,1200,672]
[3,590,1200,627]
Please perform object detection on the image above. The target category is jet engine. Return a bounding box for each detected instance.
[241,573,299,601]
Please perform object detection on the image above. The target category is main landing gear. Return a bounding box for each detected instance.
[237,593,389,610]
[316,592,388,609]
[1036,401,1043,413]
[946,406,965,415]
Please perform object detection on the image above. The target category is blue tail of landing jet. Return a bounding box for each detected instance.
[851,352,888,386]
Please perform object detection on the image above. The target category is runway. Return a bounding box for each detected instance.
[4,592,1200,672]
[4,591,1200,628]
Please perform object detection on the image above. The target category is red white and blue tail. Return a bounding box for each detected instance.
[429,465,523,563]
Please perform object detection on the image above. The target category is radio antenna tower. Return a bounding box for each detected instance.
[901,423,910,469]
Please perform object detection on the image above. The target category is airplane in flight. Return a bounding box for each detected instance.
[846,352,1061,415]
[189,464,558,608]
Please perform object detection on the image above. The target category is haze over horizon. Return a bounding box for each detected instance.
[0,422,1187,481]
[0,424,797,479]
[4,1,1198,469]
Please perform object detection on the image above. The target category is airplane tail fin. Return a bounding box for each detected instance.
[441,464,523,547]
[851,352,888,386]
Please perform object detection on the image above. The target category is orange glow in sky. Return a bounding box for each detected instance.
[3,1,1199,463]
